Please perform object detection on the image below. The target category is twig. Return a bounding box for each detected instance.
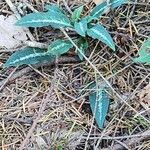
[60,28,150,124]
[62,0,72,14]
[100,130,150,150]
[82,130,150,140]
[0,67,18,91]
[19,82,54,150]
[0,56,79,90]
[23,41,48,49]
[19,56,59,150]
[122,0,137,27]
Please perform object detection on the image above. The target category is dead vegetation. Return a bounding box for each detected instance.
[0,0,150,150]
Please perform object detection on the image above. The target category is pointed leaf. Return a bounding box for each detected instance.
[16,9,72,28]
[71,5,84,22]
[90,2,108,18]
[74,18,88,37]
[82,15,98,23]
[76,38,88,60]
[48,40,73,56]
[133,38,150,64]
[45,4,64,14]
[89,83,110,129]
[110,0,127,9]
[4,48,55,67]
[87,24,115,50]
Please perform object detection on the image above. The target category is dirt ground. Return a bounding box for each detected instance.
[0,0,150,150]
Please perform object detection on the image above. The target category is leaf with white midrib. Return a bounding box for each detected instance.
[74,18,87,37]
[89,83,110,129]
[90,2,108,18]
[16,7,72,28]
[87,24,115,51]
[48,40,73,56]
[4,48,55,67]
[71,5,84,22]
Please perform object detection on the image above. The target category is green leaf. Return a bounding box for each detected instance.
[74,18,88,37]
[87,24,115,51]
[71,5,84,22]
[110,0,127,9]
[48,40,73,56]
[89,83,110,129]
[90,0,126,18]
[83,15,98,23]
[76,38,88,60]
[45,4,64,14]
[133,38,150,64]
[16,6,72,28]
[90,2,108,18]
[4,48,55,67]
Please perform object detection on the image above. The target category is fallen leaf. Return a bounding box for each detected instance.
[0,15,27,49]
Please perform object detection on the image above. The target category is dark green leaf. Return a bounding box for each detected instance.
[4,47,55,67]
[16,6,72,28]
[133,38,150,64]
[82,15,98,23]
[110,0,127,9]
[89,83,110,129]
[71,5,84,22]
[48,40,73,56]
[45,4,64,14]
[90,2,108,18]
[87,24,115,51]
[74,18,88,37]
[76,38,88,60]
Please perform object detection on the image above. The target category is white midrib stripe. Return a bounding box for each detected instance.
[91,28,112,47]
[21,19,70,26]
[79,22,85,35]
[49,43,67,53]
[11,52,48,65]
[112,0,120,5]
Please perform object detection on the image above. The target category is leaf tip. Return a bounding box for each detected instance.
[15,20,22,26]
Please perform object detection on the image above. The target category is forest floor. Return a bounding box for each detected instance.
[0,0,150,150]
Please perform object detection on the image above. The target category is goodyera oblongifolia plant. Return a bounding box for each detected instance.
[4,0,127,68]
[3,0,128,129]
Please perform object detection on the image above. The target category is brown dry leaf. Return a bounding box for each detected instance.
[138,83,150,108]
[93,0,105,5]
[0,15,27,49]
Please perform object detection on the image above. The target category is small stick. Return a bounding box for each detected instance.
[19,53,59,150]
[62,0,72,14]
[0,67,18,91]
[0,56,79,91]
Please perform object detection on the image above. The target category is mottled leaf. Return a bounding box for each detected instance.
[45,4,64,14]
[48,40,73,56]
[71,5,84,22]
[89,83,110,129]
[76,38,88,60]
[87,24,115,50]
[74,18,88,37]
[134,38,150,64]
[16,5,72,28]
[4,47,54,67]
[90,2,108,18]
